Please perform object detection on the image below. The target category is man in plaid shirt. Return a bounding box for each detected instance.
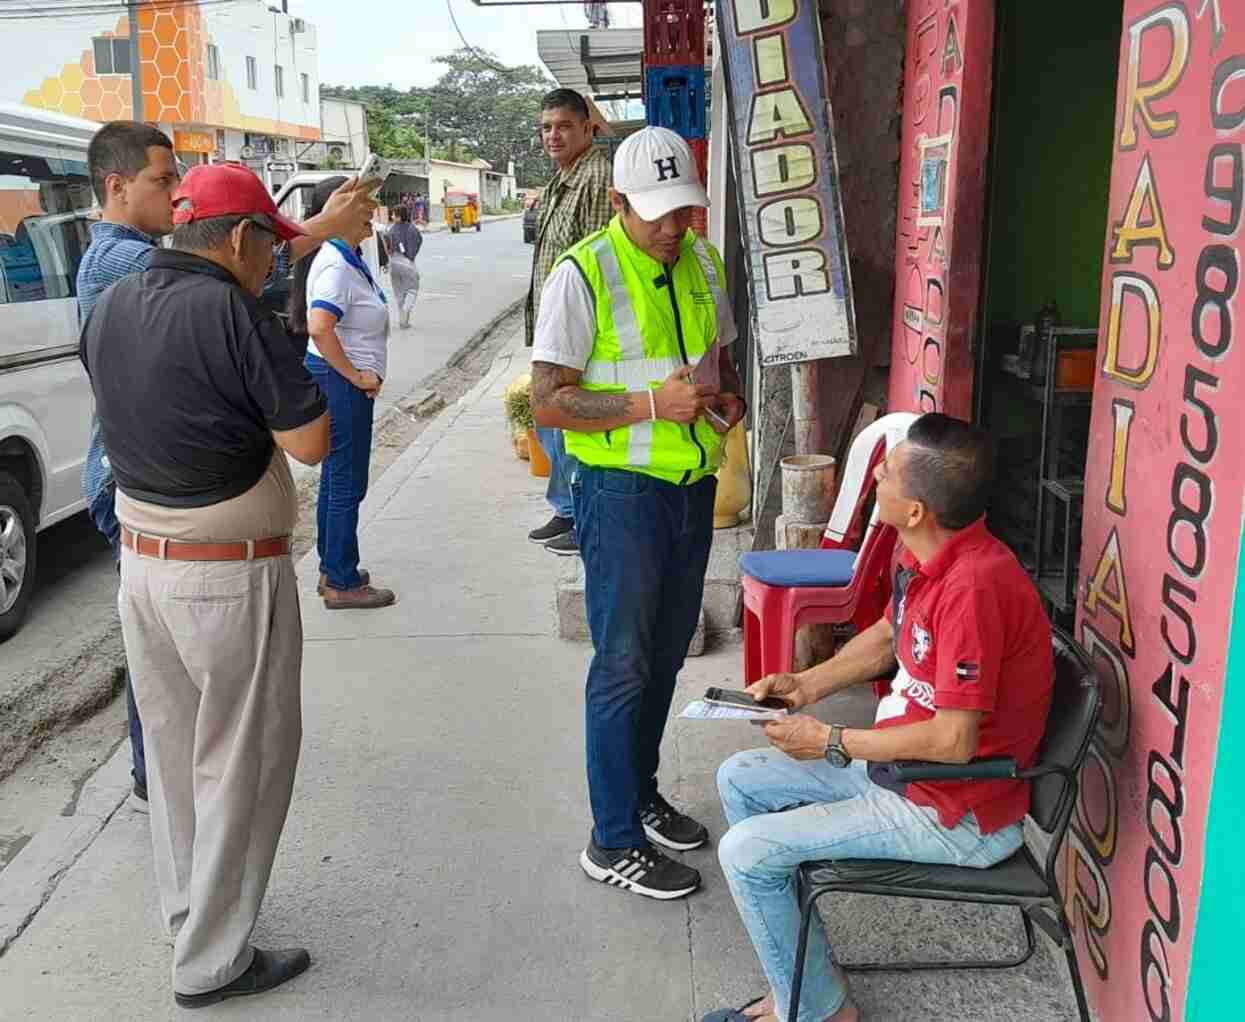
[525,89,613,556]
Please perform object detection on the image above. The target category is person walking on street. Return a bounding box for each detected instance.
[530,127,747,900]
[387,205,422,329]
[79,165,330,1009]
[525,88,613,557]
[77,122,377,806]
[291,177,397,610]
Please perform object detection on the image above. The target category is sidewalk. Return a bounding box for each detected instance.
[0,325,1083,1021]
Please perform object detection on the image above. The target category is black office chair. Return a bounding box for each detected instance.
[787,628,1102,1022]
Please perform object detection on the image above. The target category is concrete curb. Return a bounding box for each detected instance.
[0,627,126,782]
[0,741,135,953]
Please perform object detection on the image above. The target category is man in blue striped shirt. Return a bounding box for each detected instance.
[79,122,379,803]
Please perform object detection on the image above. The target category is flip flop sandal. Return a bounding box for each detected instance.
[701,995,769,1022]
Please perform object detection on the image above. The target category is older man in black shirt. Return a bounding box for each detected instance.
[80,165,329,1009]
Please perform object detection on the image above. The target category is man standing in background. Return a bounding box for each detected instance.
[524,88,612,557]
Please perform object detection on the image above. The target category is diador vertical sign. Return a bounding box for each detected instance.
[717,0,857,365]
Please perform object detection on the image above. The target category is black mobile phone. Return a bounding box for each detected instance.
[704,686,789,712]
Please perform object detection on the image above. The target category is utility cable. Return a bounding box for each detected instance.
[444,0,525,77]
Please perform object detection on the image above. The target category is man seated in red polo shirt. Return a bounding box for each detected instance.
[704,413,1054,1022]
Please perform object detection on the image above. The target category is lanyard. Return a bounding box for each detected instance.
[328,238,387,305]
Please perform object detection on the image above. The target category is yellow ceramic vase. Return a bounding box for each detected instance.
[714,422,751,528]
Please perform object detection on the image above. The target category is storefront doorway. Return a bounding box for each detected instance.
[974,0,1124,626]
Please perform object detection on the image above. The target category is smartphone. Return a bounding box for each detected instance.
[358,153,391,194]
[704,686,789,713]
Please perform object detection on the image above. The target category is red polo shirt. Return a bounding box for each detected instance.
[874,518,1054,833]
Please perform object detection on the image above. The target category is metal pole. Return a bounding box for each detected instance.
[127,0,145,121]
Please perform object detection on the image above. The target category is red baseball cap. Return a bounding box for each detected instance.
[172,164,306,241]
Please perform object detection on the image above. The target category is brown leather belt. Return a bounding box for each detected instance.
[120,527,291,562]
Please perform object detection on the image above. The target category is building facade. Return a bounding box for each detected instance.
[734,2,1241,1019]
[6,0,321,190]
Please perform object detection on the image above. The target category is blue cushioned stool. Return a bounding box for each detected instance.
[738,549,857,588]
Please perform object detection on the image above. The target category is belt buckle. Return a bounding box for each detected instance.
[244,540,256,561]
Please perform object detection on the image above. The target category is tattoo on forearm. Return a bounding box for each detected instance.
[532,361,632,423]
[560,388,632,420]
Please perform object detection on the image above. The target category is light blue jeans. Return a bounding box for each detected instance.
[716,752,1023,1022]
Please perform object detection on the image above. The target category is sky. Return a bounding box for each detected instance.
[294,0,643,91]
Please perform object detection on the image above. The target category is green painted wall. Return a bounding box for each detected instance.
[1186,532,1245,1018]
[983,0,1122,329]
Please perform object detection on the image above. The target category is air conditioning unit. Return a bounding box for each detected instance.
[291,18,307,33]
[328,145,346,162]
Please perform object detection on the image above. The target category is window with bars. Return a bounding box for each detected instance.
[207,44,221,81]
[274,65,285,98]
[246,56,258,90]
[92,38,131,76]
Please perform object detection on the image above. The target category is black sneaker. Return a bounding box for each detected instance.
[529,515,573,543]
[579,838,701,900]
[641,793,709,851]
[545,529,579,556]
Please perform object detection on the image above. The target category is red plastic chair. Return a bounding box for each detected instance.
[740,413,918,684]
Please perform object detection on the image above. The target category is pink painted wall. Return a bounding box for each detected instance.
[1072,5,1245,1020]
[887,0,994,419]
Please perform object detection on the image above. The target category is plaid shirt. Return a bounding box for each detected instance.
[525,144,613,346]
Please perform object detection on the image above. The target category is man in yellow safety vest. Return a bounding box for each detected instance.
[531,126,746,900]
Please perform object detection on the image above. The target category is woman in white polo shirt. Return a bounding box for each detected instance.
[290,176,396,610]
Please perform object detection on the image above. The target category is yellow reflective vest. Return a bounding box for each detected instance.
[560,217,729,485]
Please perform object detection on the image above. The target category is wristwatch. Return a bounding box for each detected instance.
[824,724,851,768]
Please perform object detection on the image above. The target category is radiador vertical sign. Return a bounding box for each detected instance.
[717,0,857,365]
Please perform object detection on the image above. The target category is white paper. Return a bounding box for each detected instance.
[679,699,787,722]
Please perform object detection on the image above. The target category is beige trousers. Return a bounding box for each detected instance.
[118,550,303,995]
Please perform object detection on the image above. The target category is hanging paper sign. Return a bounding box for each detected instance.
[717,0,858,365]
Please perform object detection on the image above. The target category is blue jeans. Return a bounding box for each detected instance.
[717,753,1024,1022]
[89,482,146,791]
[306,354,375,590]
[536,427,578,520]
[574,467,716,848]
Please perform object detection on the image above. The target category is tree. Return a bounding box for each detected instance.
[322,49,557,187]
[421,49,556,185]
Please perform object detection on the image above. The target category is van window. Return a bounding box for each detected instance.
[0,148,94,304]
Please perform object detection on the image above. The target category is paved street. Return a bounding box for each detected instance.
[0,219,531,856]
[0,325,1084,1022]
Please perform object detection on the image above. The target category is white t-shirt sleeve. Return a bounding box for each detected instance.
[531,260,596,372]
[307,250,353,321]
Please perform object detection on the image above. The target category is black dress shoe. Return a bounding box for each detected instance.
[174,947,311,1009]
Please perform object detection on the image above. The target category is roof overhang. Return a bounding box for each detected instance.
[536,28,645,102]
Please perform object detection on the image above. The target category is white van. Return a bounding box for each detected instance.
[0,105,97,639]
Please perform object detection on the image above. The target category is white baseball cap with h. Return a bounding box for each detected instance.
[613,126,708,222]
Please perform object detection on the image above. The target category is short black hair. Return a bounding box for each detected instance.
[398,206,411,222]
[541,88,590,120]
[900,414,995,531]
[87,121,174,204]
